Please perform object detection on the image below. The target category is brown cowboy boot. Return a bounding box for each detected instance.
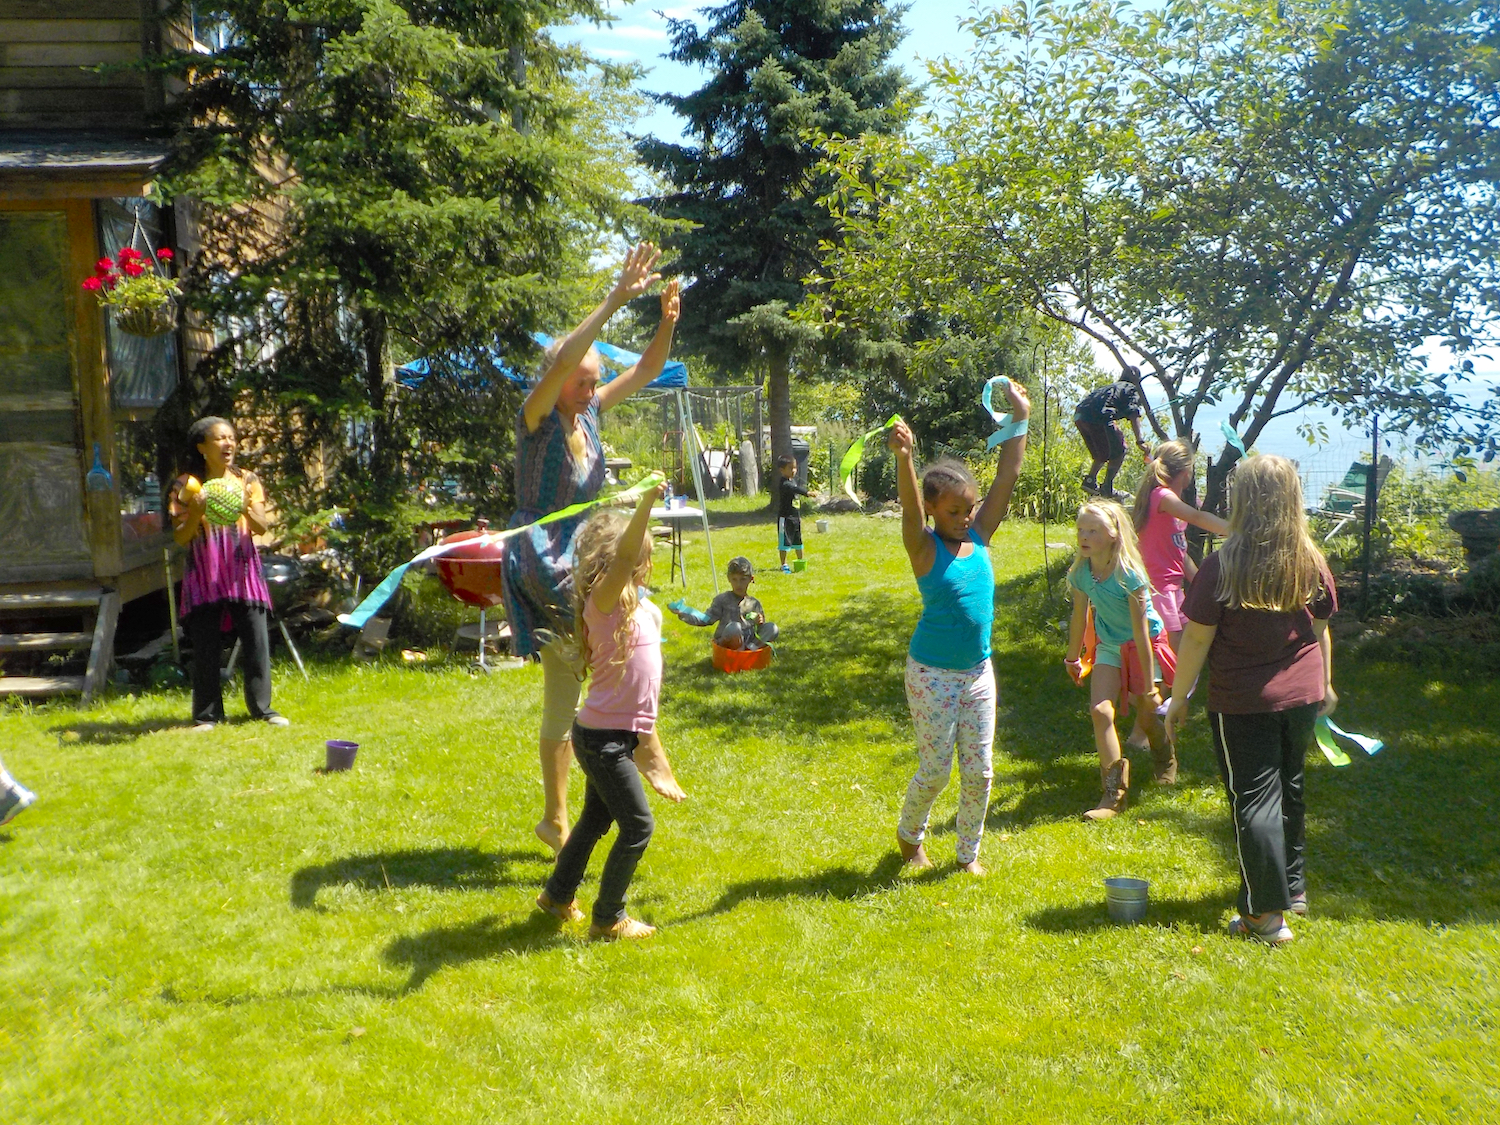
[1151,739,1178,786]
[1084,758,1130,821]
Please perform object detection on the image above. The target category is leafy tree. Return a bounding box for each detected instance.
[638,0,911,479]
[152,1,652,567]
[816,0,1500,508]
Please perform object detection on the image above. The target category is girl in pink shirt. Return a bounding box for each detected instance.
[1131,440,1230,647]
[537,483,685,941]
[1127,441,1230,762]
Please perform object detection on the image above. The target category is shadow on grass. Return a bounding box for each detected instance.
[383,912,567,992]
[1026,894,1225,934]
[673,852,941,924]
[50,716,184,744]
[664,588,912,739]
[289,847,549,910]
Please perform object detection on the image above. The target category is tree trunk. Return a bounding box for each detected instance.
[1191,448,1238,560]
[766,342,791,511]
[360,307,398,488]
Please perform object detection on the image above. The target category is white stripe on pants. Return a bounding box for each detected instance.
[897,656,996,864]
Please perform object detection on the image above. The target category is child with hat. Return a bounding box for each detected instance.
[670,556,778,649]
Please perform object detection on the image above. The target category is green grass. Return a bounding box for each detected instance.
[2,506,1498,1123]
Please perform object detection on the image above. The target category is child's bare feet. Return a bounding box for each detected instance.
[898,835,933,869]
[633,732,686,802]
[535,890,584,923]
[589,916,656,941]
[958,859,987,876]
[535,820,568,856]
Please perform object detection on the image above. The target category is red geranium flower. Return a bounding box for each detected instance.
[122,261,146,278]
[117,247,144,263]
[101,275,118,290]
[82,276,103,291]
[95,257,113,275]
[156,247,174,261]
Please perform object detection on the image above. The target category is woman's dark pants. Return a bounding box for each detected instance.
[545,723,655,926]
[187,602,274,723]
[1209,704,1318,917]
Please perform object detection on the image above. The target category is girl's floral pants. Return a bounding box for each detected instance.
[897,656,996,865]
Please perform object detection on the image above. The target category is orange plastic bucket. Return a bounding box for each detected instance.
[711,643,774,673]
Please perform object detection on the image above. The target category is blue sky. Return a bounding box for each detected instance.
[558,0,981,141]
[557,2,1495,472]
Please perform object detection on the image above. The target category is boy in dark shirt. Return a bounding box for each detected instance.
[775,453,809,573]
[669,556,778,649]
[1074,367,1151,495]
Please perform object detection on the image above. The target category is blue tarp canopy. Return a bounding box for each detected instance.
[395,332,687,391]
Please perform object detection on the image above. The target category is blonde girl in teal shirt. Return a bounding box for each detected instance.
[1065,499,1174,820]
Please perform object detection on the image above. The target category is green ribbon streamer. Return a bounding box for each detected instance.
[340,471,665,630]
[1315,715,1384,768]
[838,414,903,503]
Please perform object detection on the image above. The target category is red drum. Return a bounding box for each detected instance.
[434,521,506,608]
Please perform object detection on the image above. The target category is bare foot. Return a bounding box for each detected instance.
[633,732,686,802]
[535,820,568,856]
[958,859,987,876]
[898,835,933,869]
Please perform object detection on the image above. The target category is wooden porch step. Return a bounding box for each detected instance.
[0,588,103,612]
[0,631,93,652]
[0,675,86,698]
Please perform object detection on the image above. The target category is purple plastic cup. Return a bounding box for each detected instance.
[325,740,359,771]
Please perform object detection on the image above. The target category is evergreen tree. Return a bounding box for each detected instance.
[153,1,651,569]
[638,0,910,478]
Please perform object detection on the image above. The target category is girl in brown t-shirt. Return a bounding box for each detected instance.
[1164,455,1337,946]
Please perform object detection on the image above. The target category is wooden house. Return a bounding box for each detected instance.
[0,2,200,701]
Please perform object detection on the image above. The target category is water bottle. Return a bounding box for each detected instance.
[86,443,113,493]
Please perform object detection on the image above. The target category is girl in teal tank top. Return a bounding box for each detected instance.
[886,388,1030,876]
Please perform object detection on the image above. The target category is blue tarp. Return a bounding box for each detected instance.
[395,332,687,391]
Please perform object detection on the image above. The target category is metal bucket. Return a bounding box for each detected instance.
[815,519,830,533]
[1104,876,1149,924]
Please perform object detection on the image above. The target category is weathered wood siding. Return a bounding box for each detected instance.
[0,4,155,131]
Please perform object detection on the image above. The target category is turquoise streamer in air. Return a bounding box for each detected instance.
[339,471,665,630]
[981,376,1030,451]
[1220,419,1249,457]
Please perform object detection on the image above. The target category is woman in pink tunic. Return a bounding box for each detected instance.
[168,416,287,731]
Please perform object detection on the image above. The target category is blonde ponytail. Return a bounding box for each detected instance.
[1131,439,1196,532]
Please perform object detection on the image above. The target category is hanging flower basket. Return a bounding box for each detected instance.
[112,299,178,338]
[82,246,182,338]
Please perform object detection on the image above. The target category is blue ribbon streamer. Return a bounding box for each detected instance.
[1315,715,1384,767]
[982,376,1030,451]
[669,598,711,626]
[1220,419,1248,458]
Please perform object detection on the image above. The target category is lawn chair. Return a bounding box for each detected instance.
[1316,456,1393,542]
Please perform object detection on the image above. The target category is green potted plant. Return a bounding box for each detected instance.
[81,246,181,337]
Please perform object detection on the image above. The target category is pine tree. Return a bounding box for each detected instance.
[153,0,651,569]
[639,0,910,478]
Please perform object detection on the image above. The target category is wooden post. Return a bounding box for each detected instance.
[1361,413,1379,619]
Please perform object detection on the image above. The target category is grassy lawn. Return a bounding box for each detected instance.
[3,504,1498,1123]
